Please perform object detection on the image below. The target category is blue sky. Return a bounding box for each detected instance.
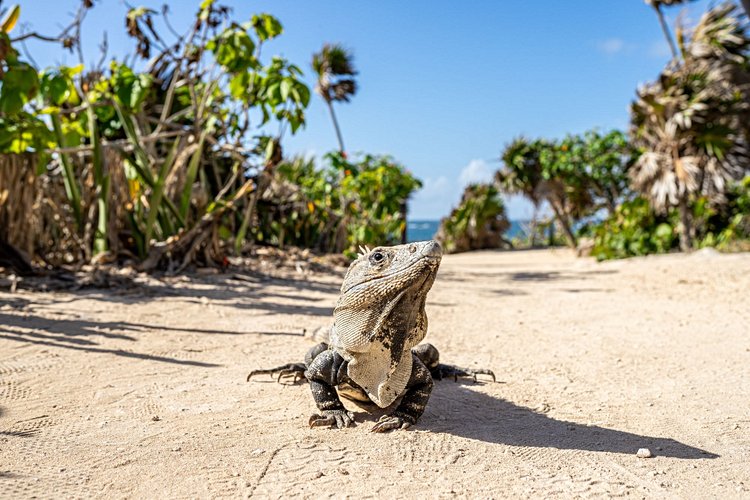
[12,0,717,219]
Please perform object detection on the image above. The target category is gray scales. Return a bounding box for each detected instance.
[248,240,494,432]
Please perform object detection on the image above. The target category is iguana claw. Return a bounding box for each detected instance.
[371,414,412,433]
[433,364,496,383]
[246,363,307,384]
[308,410,355,429]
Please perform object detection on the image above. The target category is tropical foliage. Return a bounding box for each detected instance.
[644,0,697,59]
[255,152,420,256]
[3,0,750,274]
[436,184,510,254]
[558,3,750,260]
[589,177,750,260]
[312,43,357,153]
[588,197,677,260]
[630,2,750,251]
[0,2,421,273]
[496,129,633,248]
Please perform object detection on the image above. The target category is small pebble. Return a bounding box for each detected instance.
[172,446,182,452]
[151,416,161,422]
[636,448,653,458]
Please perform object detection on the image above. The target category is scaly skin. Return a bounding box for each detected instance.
[248,240,495,432]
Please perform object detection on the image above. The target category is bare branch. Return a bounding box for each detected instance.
[42,130,191,156]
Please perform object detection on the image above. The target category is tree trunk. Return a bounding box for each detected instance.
[325,99,346,153]
[529,205,538,247]
[652,4,678,59]
[234,139,283,255]
[741,0,750,21]
[547,222,555,247]
[677,197,693,252]
[548,201,577,249]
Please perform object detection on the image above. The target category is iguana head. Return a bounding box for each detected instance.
[330,240,442,407]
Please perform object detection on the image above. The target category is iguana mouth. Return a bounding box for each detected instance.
[341,254,440,295]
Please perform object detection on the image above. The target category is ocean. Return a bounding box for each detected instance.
[407,220,526,243]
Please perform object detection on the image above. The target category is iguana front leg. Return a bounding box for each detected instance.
[371,354,434,433]
[412,343,496,382]
[246,343,329,384]
[304,349,355,429]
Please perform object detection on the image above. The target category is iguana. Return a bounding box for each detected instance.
[248,240,494,432]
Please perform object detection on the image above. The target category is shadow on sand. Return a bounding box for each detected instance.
[0,312,306,368]
[0,268,340,367]
[423,382,718,459]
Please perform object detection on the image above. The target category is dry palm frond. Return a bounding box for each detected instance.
[629,3,750,212]
[688,2,750,63]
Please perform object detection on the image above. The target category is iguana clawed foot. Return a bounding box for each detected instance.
[308,409,355,429]
[246,363,307,384]
[371,414,412,433]
[432,363,496,383]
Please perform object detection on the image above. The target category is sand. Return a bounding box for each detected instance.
[1,248,749,498]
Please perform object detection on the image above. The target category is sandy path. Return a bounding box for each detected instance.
[1,249,749,498]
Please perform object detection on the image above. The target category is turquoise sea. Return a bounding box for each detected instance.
[407,220,526,243]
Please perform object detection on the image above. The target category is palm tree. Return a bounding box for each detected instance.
[312,44,357,153]
[497,138,580,248]
[644,0,695,59]
[630,3,750,251]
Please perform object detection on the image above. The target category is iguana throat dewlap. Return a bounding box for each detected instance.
[248,240,495,432]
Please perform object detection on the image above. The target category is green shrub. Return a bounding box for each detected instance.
[436,184,510,254]
[254,152,422,256]
[698,177,750,250]
[590,178,750,260]
[590,197,677,260]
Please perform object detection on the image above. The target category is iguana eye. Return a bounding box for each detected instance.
[370,251,385,264]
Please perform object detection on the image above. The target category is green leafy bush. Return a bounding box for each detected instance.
[498,129,633,249]
[0,2,312,269]
[697,177,750,250]
[436,184,510,254]
[590,197,676,260]
[254,152,422,256]
[590,178,750,260]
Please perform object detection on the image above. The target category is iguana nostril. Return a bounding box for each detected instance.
[409,244,417,253]
[421,240,442,258]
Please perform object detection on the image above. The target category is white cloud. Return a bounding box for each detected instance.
[647,39,672,59]
[413,175,450,200]
[409,175,451,219]
[597,38,626,55]
[458,159,493,186]
[596,38,673,60]
[410,160,537,221]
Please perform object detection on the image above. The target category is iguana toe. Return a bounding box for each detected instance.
[434,364,496,383]
[246,363,307,383]
[308,410,355,429]
[371,414,412,433]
